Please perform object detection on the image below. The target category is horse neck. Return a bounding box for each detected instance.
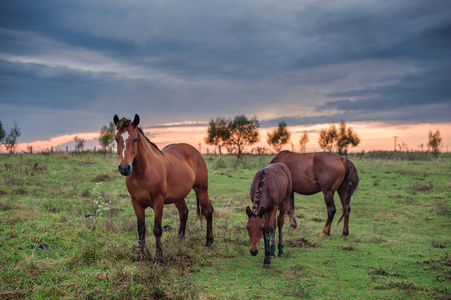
[132,131,165,175]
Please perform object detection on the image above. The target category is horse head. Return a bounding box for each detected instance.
[114,114,140,176]
[246,206,265,256]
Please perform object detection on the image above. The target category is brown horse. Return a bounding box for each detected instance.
[246,162,292,268]
[114,114,214,260]
[270,151,359,236]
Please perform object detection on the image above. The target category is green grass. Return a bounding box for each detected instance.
[0,152,450,299]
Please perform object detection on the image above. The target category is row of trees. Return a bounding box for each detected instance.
[0,118,443,156]
[204,115,362,157]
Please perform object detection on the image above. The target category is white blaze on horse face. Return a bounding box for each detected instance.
[121,131,130,160]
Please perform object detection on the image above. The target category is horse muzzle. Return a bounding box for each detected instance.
[118,164,132,176]
[250,249,258,256]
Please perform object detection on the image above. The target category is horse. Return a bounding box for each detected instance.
[270,151,359,236]
[113,114,214,260]
[246,162,292,268]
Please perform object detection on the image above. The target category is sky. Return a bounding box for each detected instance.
[1,0,450,153]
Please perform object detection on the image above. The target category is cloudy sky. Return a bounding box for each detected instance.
[1,0,450,151]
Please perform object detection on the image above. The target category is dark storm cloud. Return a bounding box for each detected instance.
[0,0,450,143]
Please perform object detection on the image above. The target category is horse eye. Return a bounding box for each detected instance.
[115,137,118,142]
[133,137,138,143]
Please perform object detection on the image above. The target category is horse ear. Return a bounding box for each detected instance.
[258,207,265,217]
[114,115,120,125]
[132,114,140,127]
[246,206,253,217]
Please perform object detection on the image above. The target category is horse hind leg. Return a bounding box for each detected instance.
[322,190,336,236]
[194,186,214,248]
[174,200,189,238]
[337,188,351,236]
[287,192,297,229]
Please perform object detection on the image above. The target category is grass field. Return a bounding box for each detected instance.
[0,152,450,299]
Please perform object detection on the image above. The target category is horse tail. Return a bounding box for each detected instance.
[252,169,266,214]
[337,158,359,225]
[196,195,202,222]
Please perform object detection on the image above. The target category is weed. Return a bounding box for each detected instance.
[409,181,434,192]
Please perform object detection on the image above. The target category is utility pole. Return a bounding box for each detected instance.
[393,136,398,151]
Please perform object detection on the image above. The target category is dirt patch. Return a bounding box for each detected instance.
[286,237,317,248]
[14,189,27,195]
[340,246,356,251]
[91,174,111,183]
[0,190,7,195]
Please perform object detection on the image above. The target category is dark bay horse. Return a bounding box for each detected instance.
[114,114,214,260]
[246,162,292,268]
[270,151,359,236]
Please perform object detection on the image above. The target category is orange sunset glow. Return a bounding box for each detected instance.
[14,122,451,154]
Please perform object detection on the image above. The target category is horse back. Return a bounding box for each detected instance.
[270,151,346,195]
[250,162,292,208]
[162,143,209,187]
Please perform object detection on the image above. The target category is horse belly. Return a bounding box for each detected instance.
[292,177,321,195]
[164,184,193,204]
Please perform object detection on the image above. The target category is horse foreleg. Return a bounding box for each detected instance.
[263,226,272,268]
[174,200,189,238]
[132,201,147,262]
[152,200,164,256]
[322,190,336,235]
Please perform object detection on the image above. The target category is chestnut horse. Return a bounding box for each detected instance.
[270,151,359,236]
[246,162,292,268]
[114,114,214,260]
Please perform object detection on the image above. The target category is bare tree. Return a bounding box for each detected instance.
[299,131,309,153]
[74,135,85,152]
[0,121,5,144]
[3,122,21,153]
[427,130,442,154]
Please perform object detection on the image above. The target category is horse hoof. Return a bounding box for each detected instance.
[204,244,212,250]
[290,218,298,229]
[263,264,271,269]
[278,253,284,258]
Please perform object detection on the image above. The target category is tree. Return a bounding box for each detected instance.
[335,121,360,155]
[204,117,230,155]
[318,121,360,155]
[427,130,442,154]
[74,135,85,152]
[98,122,116,153]
[0,121,5,145]
[267,121,291,153]
[3,122,21,153]
[318,123,337,152]
[299,131,309,153]
[225,115,260,158]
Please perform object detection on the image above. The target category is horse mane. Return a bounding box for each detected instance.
[252,169,266,214]
[137,127,162,154]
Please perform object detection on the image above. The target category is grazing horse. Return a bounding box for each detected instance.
[270,151,359,236]
[246,163,292,268]
[114,114,214,260]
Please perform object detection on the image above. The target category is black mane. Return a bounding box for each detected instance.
[137,127,162,153]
